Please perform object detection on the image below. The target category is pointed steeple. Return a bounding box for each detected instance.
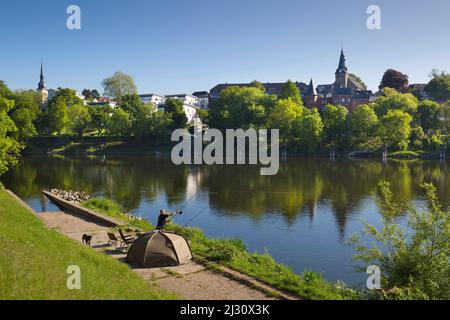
[306,78,317,96]
[337,48,347,72]
[37,61,47,90]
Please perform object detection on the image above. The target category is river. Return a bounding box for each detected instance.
[2,155,449,286]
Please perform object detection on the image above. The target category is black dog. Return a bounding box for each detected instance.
[82,234,92,246]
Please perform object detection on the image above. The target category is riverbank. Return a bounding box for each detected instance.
[82,198,352,300]
[0,187,177,300]
[25,136,445,160]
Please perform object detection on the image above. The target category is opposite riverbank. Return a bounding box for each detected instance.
[25,136,446,160]
[0,187,177,300]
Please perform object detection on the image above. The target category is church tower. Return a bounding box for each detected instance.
[304,78,318,108]
[334,48,348,88]
[37,62,49,106]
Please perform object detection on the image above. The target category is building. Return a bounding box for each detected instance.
[209,48,374,111]
[37,62,49,106]
[192,91,210,109]
[138,93,166,106]
[138,93,201,124]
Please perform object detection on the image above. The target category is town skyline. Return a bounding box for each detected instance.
[1,1,449,94]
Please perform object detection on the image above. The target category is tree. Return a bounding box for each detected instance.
[0,93,21,175]
[88,105,112,136]
[133,103,173,142]
[425,70,450,101]
[378,110,412,151]
[349,182,450,300]
[209,86,271,130]
[280,80,302,104]
[321,104,349,150]
[82,89,101,100]
[374,88,419,117]
[348,73,368,90]
[102,71,137,102]
[165,98,188,130]
[348,104,380,151]
[106,108,132,136]
[269,98,305,149]
[293,108,323,154]
[68,104,91,137]
[416,100,441,132]
[46,98,69,135]
[9,90,41,141]
[379,69,410,93]
[119,93,144,123]
[250,80,266,92]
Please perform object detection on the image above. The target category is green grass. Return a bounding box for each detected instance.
[84,197,350,300]
[0,189,178,300]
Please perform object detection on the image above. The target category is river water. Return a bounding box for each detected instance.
[2,155,449,286]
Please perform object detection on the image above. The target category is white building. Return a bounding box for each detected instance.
[139,93,201,124]
[138,93,166,106]
[192,91,209,109]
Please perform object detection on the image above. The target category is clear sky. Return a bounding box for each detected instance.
[1,0,449,95]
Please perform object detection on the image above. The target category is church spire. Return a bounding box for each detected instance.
[306,78,317,96]
[37,61,47,90]
[337,48,347,72]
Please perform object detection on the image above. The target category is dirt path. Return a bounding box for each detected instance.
[39,210,277,300]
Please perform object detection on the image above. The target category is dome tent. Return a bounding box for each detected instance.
[126,231,193,268]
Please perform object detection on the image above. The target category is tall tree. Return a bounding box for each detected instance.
[425,69,450,101]
[119,93,144,123]
[0,89,21,175]
[348,73,368,90]
[321,104,349,150]
[416,100,441,132]
[378,110,412,151]
[379,69,410,93]
[106,108,132,136]
[269,98,305,149]
[280,80,302,104]
[374,88,419,117]
[165,98,188,130]
[68,104,91,137]
[9,90,41,141]
[293,108,323,154]
[102,71,137,102]
[348,104,380,151]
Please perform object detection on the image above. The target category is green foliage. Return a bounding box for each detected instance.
[88,104,112,136]
[68,104,91,137]
[102,71,137,102]
[0,95,22,175]
[133,103,173,142]
[378,110,412,151]
[293,108,324,154]
[0,190,176,299]
[416,100,441,132]
[119,93,144,122]
[165,98,188,130]
[106,108,132,136]
[425,70,450,101]
[348,73,368,90]
[268,98,305,147]
[349,182,450,300]
[322,104,349,150]
[8,90,40,141]
[374,88,418,117]
[347,104,380,151]
[280,80,302,104]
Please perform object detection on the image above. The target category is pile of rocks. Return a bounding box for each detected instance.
[51,189,91,204]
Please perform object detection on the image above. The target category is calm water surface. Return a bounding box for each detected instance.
[2,155,449,286]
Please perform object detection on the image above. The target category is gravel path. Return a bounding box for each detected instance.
[39,210,277,300]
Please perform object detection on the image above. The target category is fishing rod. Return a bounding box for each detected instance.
[181,206,209,228]
[165,190,202,223]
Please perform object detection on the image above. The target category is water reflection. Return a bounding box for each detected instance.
[2,156,449,284]
[3,156,449,228]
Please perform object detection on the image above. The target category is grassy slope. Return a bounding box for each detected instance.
[83,198,348,300]
[0,189,178,300]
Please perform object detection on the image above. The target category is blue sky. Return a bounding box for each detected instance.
[1,0,449,94]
